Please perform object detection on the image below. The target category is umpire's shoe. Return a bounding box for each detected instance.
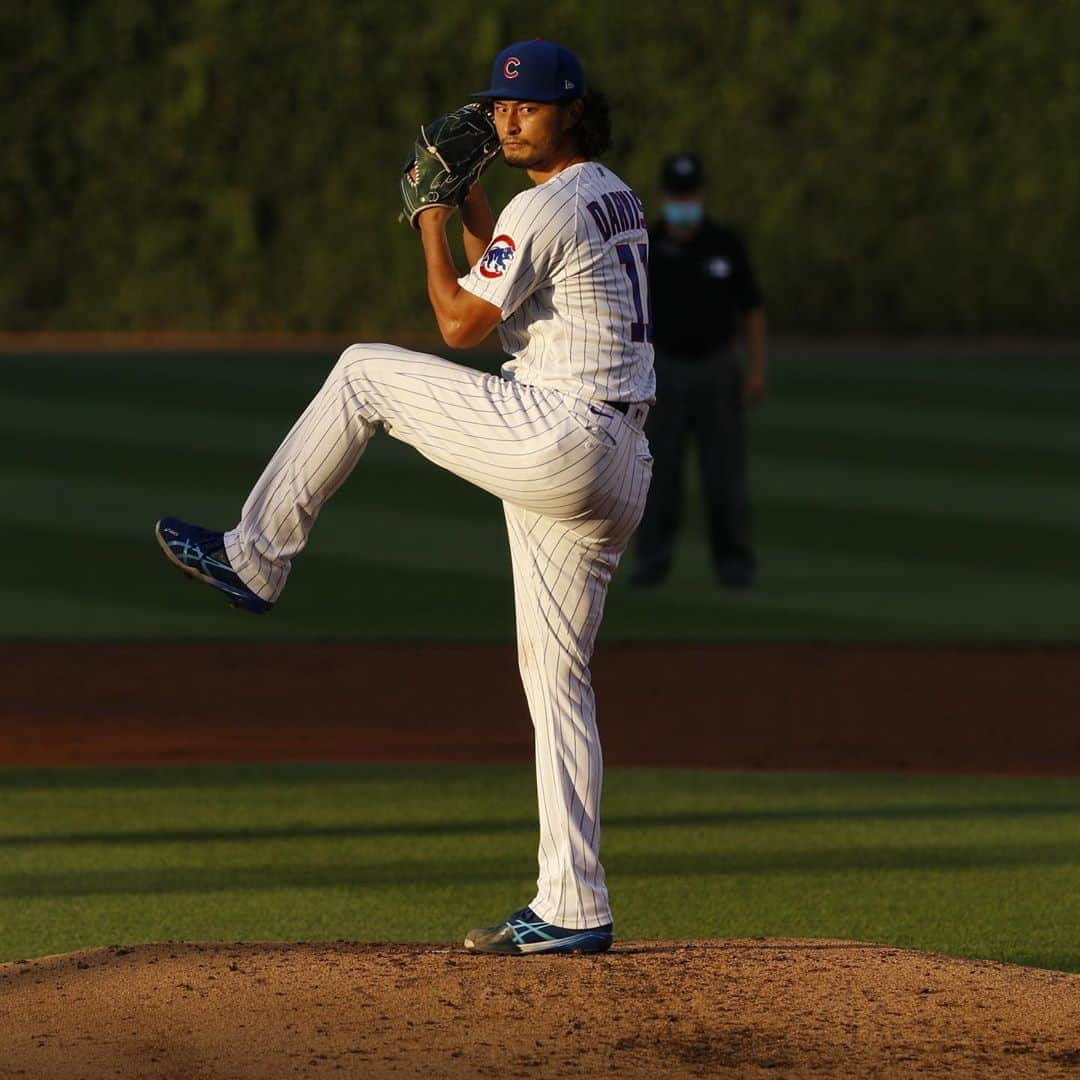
[154,517,272,615]
[464,907,613,956]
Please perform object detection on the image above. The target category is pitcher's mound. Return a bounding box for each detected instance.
[2,940,1078,1078]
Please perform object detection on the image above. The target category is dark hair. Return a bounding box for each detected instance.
[573,88,611,158]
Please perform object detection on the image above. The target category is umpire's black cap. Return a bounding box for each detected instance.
[661,153,704,193]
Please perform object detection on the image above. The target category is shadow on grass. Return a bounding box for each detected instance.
[2,799,1078,849]
[2,841,1077,900]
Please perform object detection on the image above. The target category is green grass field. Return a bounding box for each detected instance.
[5,346,1080,641]
[2,764,1078,971]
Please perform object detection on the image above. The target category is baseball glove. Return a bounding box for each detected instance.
[400,103,500,228]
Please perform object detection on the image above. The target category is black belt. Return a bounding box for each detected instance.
[606,401,644,415]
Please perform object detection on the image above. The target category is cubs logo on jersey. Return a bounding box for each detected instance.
[480,234,516,278]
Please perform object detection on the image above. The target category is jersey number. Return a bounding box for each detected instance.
[616,242,654,344]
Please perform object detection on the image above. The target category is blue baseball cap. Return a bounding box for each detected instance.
[473,39,586,103]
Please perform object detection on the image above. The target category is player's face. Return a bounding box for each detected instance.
[493,100,581,171]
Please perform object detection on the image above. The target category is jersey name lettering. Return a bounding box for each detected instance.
[585,188,646,242]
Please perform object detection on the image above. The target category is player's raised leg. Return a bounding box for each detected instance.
[207,343,501,603]
[172,341,623,607]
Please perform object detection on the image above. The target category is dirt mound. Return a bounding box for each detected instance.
[2,941,1077,1078]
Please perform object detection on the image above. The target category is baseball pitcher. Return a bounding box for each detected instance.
[156,38,655,955]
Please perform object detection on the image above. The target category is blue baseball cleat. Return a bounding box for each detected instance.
[154,517,272,615]
[464,907,613,955]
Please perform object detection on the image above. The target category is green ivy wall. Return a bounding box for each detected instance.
[4,1,1077,333]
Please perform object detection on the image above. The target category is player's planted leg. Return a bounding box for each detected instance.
[500,503,635,935]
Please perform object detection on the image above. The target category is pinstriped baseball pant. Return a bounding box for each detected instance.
[224,343,652,929]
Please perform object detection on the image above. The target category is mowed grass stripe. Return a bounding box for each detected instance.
[15,352,1080,453]
[8,762,1076,807]
[0,583,284,639]
[753,455,1080,529]
[774,356,1080,414]
[604,560,1080,641]
[775,345,1080,373]
[602,525,1075,642]
[4,389,311,450]
[13,352,1080,453]
[6,390,520,480]
[11,421,1076,533]
[4,428,496,520]
[9,363,326,419]
[753,425,1080,485]
[4,512,509,601]
[1,464,508,576]
[6,352,334,403]
[757,499,1080,581]
[13,399,1079,497]
[757,396,1080,452]
[777,376,1080,422]
[7,350,505,415]
[3,839,1077,900]
[23,380,1078,454]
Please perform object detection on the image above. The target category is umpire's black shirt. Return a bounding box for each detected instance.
[648,218,763,355]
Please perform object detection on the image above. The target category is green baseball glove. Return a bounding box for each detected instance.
[400,103,500,228]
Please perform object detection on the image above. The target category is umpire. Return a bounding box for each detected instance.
[631,152,768,589]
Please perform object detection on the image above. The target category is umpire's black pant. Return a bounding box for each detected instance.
[634,348,755,584]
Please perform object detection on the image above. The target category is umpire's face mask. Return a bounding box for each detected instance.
[662,197,705,229]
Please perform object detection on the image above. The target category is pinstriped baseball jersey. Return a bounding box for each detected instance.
[459,161,656,405]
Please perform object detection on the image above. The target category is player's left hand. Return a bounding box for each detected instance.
[415,205,456,231]
[400,103,501,229]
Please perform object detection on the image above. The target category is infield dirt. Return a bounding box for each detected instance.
[3,643,1079,773]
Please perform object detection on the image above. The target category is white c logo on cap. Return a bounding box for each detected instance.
[504,57,520,79]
